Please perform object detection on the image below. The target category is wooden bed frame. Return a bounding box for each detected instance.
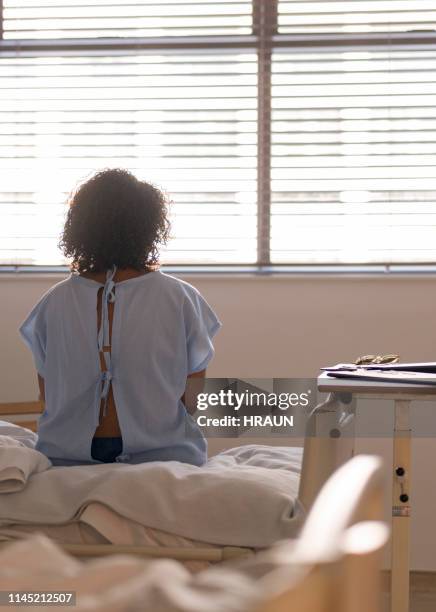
[258,455,387,612]
[0,401,42,432]
[0,394,356,563]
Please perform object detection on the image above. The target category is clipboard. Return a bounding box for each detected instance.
[327,369,436,387]
[322,362,436,374]
[323,365,436,386]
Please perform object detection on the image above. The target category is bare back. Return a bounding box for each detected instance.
[85,268,147,438]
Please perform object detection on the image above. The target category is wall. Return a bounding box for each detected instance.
[1,272,436,569]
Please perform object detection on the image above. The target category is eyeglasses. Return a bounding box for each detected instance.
[355,354,400,366]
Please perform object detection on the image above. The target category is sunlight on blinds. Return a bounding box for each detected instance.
[0,53,257,265]
[271,49,436,264]
[3,0,253,39]
[278,0,436,34]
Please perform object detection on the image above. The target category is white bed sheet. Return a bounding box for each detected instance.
[0,423,303,551]
[0,502,220,549]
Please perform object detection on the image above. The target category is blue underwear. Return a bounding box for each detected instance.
[90,437,123,463]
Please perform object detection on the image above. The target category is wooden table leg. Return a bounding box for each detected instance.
[390,399,411,612]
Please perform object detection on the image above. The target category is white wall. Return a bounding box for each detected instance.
[1,272,436,569]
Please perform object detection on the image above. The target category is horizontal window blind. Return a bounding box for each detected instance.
[3,1,253,39]
[271,49,436,264]
[2,1,436,267]
[0,52,257,265]
[278,1,436,34]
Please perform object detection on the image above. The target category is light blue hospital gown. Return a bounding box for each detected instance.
[19,271,221,466]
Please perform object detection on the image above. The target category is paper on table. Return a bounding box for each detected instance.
[322,362,436,373]
[326,368,436,386]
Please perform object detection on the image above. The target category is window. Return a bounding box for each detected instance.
[3,0,253,38]
[0,52,257,265]
[1,1,436,267]
[278,1,436,34]
[272,1,436,264]
[271,49,436,264]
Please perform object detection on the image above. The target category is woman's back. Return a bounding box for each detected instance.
[19,169,221,466]
[88,266,147,439]
[21,268,220,466]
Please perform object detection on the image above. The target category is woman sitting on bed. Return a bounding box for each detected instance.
[20,169,221,467]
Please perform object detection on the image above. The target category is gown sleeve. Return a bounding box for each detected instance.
[183,288,222,374]
[19,296,49,377]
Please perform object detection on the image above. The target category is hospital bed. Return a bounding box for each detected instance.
[0,454,387,612]
[0,393,356,563]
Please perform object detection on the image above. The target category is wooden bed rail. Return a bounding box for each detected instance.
[0,401,42,432]
[0,541,253,563]
[58,544,253,562]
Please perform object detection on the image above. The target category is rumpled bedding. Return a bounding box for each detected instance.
[0,434,51,493]
[0,422,303,549]
[0,534,302,612]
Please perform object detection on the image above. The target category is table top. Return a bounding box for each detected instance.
[318,371,436,398]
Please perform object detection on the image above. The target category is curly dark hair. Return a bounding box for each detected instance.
[60,168,170,273]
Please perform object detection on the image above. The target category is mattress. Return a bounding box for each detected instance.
[0,422,304,557]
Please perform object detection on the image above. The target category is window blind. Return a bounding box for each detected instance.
[0,52,257,265]
[2,1,436,268]
[278,1,436,34]
[3,0,253,39]
[271,49,436,264]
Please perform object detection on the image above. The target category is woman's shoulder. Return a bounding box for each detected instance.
[20,277,75,335]
[29,276,74,311]
[156,271,201,300]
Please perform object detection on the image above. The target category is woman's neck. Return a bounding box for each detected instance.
[80,267,149,284]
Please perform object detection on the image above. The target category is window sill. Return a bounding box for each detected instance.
[2,264,436,278]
